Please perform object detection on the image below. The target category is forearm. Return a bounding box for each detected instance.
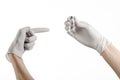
[8,54,34,80]
[101,43,120,78]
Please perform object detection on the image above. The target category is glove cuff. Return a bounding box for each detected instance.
[96,36,111,54]
[6,49,23,62]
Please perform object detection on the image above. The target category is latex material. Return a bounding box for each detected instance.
[65,16,110,54]
[6,27,49,61]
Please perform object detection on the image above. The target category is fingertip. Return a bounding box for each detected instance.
[65,25,69,31]
[64,21,67,25]
[67,16,74,21]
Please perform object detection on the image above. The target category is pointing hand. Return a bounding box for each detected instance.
[7,27,49,61]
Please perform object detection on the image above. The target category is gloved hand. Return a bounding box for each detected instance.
[64,16,110,54]
[6,27,49,61]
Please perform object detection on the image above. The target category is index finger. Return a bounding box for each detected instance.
[31,28,49,33]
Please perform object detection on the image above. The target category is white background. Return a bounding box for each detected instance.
[0,0,120,80]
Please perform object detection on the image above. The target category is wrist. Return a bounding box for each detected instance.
[7,49,24,62]
[6,53,23,62]
[96,36,111,54]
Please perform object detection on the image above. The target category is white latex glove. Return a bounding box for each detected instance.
[65,16,110,54]
[6,27,49,61]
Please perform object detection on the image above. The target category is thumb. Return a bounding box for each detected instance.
[74,17,89,28]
